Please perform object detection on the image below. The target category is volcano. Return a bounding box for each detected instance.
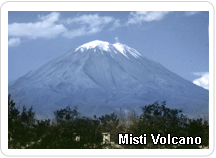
[8,40,209,119]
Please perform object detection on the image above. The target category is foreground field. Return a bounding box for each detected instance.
[8,95,209,149]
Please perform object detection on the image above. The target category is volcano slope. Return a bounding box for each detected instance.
[9,40,209,119]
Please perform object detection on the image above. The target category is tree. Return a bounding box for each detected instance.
[136,101,189,147]
[54,106,78,124]
[8,95,38,148]
[8,94,20,127]
[8,94,20,147]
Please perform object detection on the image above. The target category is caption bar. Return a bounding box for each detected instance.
[118,133,201,145]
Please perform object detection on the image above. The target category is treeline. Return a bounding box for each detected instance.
[8,95,209,149]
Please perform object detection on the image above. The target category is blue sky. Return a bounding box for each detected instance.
[8,11,209,89]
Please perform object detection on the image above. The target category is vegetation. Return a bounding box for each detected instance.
[8,95,209,149]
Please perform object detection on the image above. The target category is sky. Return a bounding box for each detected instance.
[8,11,209,90]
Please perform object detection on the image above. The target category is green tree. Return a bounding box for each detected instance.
[54,106,78,124]
[8,95,38,148]
[8,94,21,148]
[8,94,20,131]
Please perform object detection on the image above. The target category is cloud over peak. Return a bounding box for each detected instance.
[127,11,170,24]
[8,11,199,47]
[63,14,119,38]
[66,14,113,26]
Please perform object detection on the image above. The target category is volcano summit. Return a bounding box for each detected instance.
[9,40,209,119]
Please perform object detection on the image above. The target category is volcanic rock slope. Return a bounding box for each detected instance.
[9,40,209,119]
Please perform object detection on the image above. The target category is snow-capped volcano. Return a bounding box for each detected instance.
[75,40,142,59]
[9,40,209,119]
[75,40,110,51]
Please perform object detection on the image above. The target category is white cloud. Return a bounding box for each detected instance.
[64,27,92,38]
[64,14,119,38]
[8,12,67,39]
[66,14,113,26]
[127,11,170,24]
[185,11,200,16]
[193,72,209,90]
[8,38,21,47]
[109,19,121,31]
[8,12,121,42]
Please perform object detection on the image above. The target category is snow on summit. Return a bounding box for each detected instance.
[75,40,142,59]
[75,40,110,52]
[113,43,129,58]
[113,43,142,59]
